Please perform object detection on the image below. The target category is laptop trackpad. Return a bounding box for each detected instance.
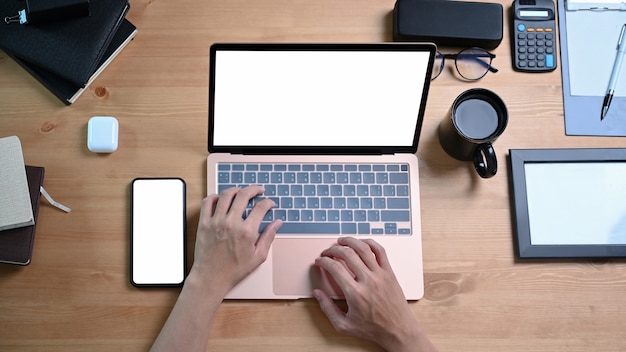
[272,238,344,297]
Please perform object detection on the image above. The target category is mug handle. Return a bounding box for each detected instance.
[473,143,497,178]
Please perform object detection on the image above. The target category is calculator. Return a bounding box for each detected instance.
[511,0,557,72]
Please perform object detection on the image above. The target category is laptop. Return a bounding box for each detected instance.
[206,43,436,300]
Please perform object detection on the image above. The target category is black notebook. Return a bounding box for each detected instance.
[0,0,129,87]
[8,19,137,105]
[0,166,45,266]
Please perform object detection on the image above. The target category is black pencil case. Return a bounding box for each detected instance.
[393,0,503,50]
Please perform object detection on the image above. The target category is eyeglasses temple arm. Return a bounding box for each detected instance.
[487,53,498,73]
[469,55,498,73]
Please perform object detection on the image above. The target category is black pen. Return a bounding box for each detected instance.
[601,24,626,120]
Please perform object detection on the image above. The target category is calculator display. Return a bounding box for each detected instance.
[519,9,550,17]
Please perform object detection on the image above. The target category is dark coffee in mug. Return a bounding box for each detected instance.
[454,99,499,140]
[438,88,508,179]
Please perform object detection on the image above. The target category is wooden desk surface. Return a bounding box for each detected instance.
[2,0,626,351]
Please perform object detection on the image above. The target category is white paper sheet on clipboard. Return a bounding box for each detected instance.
[566,0,625,10]
[559,0,626,135]
[565,3,626,97]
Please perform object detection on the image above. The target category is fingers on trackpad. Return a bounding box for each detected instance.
[272,238,344,298]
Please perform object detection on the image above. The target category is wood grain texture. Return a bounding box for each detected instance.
[2,0,626,351]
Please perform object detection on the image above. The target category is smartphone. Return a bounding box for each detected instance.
[130,178,186,287]
[511,0,557,72]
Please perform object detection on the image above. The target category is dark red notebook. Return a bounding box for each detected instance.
[0,166,45,265]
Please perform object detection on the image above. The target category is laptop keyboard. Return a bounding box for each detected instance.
[216,162,412,235]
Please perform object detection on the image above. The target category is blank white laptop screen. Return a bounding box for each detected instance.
[212,49,432,148]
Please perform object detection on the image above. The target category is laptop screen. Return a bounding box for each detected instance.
[209,43,435,154]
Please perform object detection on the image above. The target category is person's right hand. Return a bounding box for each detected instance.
[313,237,437,352]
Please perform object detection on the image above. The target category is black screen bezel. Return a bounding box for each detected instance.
[130,178,187,287]
[509,148,626,258]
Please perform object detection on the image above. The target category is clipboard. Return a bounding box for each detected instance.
[558,0,626,136]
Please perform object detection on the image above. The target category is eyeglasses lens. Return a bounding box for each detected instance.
[455,48,492,80]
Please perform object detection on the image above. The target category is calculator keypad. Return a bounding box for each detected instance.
[515,25,557,72]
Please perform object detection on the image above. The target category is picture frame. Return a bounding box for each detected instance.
[509,148,626,258]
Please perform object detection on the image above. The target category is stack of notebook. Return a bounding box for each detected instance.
[0,0,137,104]
[0,136,45,266]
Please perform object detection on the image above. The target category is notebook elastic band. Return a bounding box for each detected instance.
[40,186,71,213]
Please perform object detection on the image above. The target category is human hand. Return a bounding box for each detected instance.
[149,186,282,352]
[190,185,282,295]
[313,237,437,352]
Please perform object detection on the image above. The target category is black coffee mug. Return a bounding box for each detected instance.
[438,88,508,178]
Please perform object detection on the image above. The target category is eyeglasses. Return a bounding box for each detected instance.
[432,47,499,81]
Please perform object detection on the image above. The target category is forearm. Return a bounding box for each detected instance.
[382,320,438,352]
[150,271,228,352]
[149,189,279,351]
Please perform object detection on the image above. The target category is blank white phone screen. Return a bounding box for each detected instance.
[131,179,185,286]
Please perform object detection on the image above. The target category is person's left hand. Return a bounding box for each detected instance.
[190,185,283,294]
[149,186,282,352]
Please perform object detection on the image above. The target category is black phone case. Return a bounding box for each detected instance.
[130,178,187,288]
